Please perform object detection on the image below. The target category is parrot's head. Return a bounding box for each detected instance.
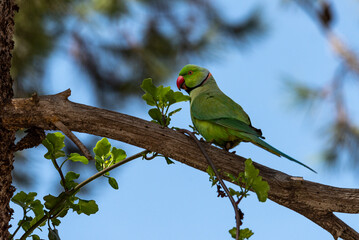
[177,64,211,94]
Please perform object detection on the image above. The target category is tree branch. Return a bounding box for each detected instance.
[1,90,359,239]
[51,120,92,160]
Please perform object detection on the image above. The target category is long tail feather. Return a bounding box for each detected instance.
[245,134,317,173]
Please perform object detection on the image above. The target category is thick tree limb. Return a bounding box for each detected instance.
[2,90,359,240]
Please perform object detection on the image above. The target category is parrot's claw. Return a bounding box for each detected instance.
[224,142,232,151]
[231,151,236,154]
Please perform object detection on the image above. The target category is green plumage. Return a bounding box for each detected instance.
[177,64,316,173]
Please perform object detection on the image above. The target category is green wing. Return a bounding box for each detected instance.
[191,90,251,123]
[212,118,262,138]
[191,90,262,137]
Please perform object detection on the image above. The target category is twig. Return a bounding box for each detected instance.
[52,120,93,160]
[9,208,26,240]
[19,150,149,240]
[51,157,68,192]
[177,129,241,240]
[143,152,158,160]
[73,150,149,192]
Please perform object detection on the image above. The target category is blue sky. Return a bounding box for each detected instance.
[10,1,359,239]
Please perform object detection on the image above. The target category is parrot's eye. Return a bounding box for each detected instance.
[188,71,193,75]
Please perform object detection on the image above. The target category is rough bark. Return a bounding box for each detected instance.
[1,90,359,240]
[0,0,17,238]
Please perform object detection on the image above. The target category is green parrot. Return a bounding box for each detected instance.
[176,64,316,173]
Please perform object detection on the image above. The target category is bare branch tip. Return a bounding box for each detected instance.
[291,176,304,181]
[31,92,39,104]
[56,89,72,100]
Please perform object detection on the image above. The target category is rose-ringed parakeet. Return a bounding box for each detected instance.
[176,64,316,173]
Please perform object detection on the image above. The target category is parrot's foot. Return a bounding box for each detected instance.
[207,140,216,146]
[224,141,238,153]
[224,146,237,154]
[201,138,214,146]
[224,142,232,151]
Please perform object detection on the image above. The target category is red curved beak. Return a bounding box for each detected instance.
[176,76,185,90]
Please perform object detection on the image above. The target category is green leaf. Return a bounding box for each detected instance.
[167,91,190,105]
[62,171,80,189]
[141,78,157,97]
[173,91,191,102]
[164,156,174,165]
[111,147,127,163]
[229,228,236,239]
[229,227,254,240]
[29,200,45,223]
[65,171,80,182]
[162,88,174,104]
[44,194,60,210]
[68,153,89,164]
[42,133,66,159]
[11,191,37,209]
[11,191,46,232]
[93,138,111,158]
[48,228,61,240]
[142,93,156,106]
[244,159,270,202]
[165,116,171,126]
[42,139,54,158]
[206,166,218,186]
[141,78,158,106]
[206,166,215,177]
[142,92,156,106]
[225,172,239,184]
[168,108,182,117]
[21,217,32,231]
[51,218,61,226]
[240,228,254,240]
[148,108,163,124]
[157,85,171,106]
[95,160,103,172]
[94,155,103,163]
[44,132,65,151]
[32,234,41,240]
[57,208,69,218]
[108,177,119,189]
[74,199,99,216]
[228,187,241,198]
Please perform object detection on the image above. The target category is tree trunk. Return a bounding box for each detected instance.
[0,0,17,238]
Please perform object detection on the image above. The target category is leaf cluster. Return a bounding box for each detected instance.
[93,138,127,189]
[206,158,269,239]
[11,189,99,240]
[140,78,188,165]
[11,133,118,239]
[226,159,270,203]
[229,227,254,240]
[11,191,45,239]
[141,78,190,127]
[42,132,88,165]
